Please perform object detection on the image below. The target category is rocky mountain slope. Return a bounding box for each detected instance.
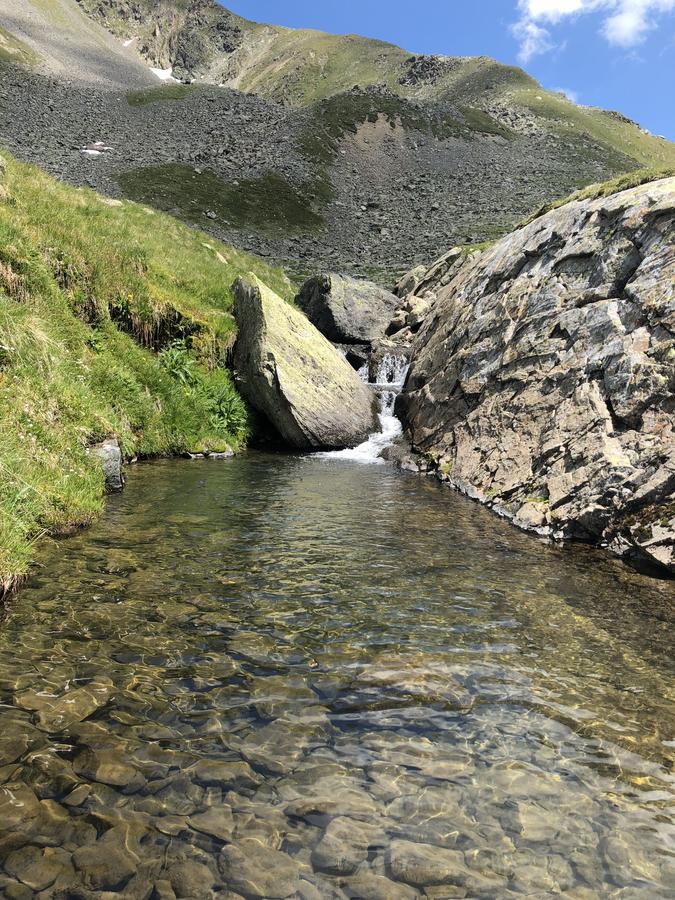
[398,176,675,575]
[1,0,674,277]
[0,0,154,87]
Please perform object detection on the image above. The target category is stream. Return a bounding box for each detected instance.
[0,449,673,897]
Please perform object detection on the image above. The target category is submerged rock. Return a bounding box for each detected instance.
[296,273,399,344]
[233,274,377,449]
[219,838,300,898]
[400,177,675,574]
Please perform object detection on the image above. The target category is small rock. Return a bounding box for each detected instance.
[168,860,216,899]
[90,437,123,492]
[189,805,235,841]
[219,839,300,898]
[4,846,66,891]
[388,839,467,887]
[311,816,375,875]
[73,748,144,790]
[72,843,136,891]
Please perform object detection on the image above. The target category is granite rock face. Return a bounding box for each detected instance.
[296,274,399,345]
[233,274,377,449]
[400,178,675,574]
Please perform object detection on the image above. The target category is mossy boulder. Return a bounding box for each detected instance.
[233,274,377,449]
[296,274,399,344]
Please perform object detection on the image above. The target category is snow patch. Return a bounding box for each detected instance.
[80,141,112,158]
[151,67,178,82]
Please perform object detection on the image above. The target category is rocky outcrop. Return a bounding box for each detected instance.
[400,178,675,574]
[386,248,473,346]
[296,274,399,345]
[90,438,124,492]
[233,274,377,449]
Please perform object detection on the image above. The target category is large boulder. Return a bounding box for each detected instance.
[399,177,675,574]
[233,274,378,449]
[296,274,399,344]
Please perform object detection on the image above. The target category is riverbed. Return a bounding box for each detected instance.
[0,454,673,897]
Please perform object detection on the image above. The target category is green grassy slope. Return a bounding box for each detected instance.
[0,150,293,593]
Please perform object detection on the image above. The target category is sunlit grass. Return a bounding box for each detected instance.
[0,150,294,592]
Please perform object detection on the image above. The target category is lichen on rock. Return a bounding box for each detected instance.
[233,274,378,449]
[400,176,675,574]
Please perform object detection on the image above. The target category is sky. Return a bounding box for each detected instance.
[224,0,675,140]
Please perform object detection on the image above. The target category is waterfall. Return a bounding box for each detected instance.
[316,351,409,464]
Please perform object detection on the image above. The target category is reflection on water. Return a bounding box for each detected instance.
[0,454,673,898]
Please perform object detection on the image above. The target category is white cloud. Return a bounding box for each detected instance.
[514,0,675,61]
[512,19,556,59]
[553,85,580,101]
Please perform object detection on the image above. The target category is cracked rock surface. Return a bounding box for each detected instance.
[400,177,675,574]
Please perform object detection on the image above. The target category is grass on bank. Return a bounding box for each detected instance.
[0,150,294,591]
[118,165,325,235]
[520,167,675,226]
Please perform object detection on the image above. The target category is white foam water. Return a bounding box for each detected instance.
[316,353,409,464]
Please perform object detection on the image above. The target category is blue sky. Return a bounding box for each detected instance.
[224,0,675,140]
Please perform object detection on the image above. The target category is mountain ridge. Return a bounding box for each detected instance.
[1,0,674,277]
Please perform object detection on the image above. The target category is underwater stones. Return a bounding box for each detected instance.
[238,716,328,777]
[311,816,376,875]
[219,839,300,898]
[16,677,114,732]
[387,840,467,888]
[233,274,377,450]
[189,805,235,842]
[0,783,41,830]
[191,759,260,790]
[340,871,419,899]
[296,273,399,344]
[72,842,136,891]
[249,674,318,718]
[90,437,124,492]
[73,748,145,790]
[168,859,217,899]
[4,846,69,892]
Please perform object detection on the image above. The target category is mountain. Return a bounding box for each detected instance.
[1,0,674,278]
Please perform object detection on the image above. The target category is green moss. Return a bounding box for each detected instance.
[0,149,293,591]
[520,167,675,227]
[126,84,199,106]
[118,165,325,235]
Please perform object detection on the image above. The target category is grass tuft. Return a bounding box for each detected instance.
[520,167,675,226]
[0,150,294,593]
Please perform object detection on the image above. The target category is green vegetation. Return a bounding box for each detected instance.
[520,167,675,226]
[118,165,325,235]
[299,91,511,169]
[513,88,675,170]
[0,26,37,67]
[127,84,199,106]
[0,150,293,592]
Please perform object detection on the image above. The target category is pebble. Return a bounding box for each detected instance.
[387,840,468,888]
[219,838,300,898]
[72,842,136,891]
[311,816,378,875]
[189,805,235,841]
[168,860,217,899]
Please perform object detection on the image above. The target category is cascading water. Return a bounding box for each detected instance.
[317,352,410,464]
